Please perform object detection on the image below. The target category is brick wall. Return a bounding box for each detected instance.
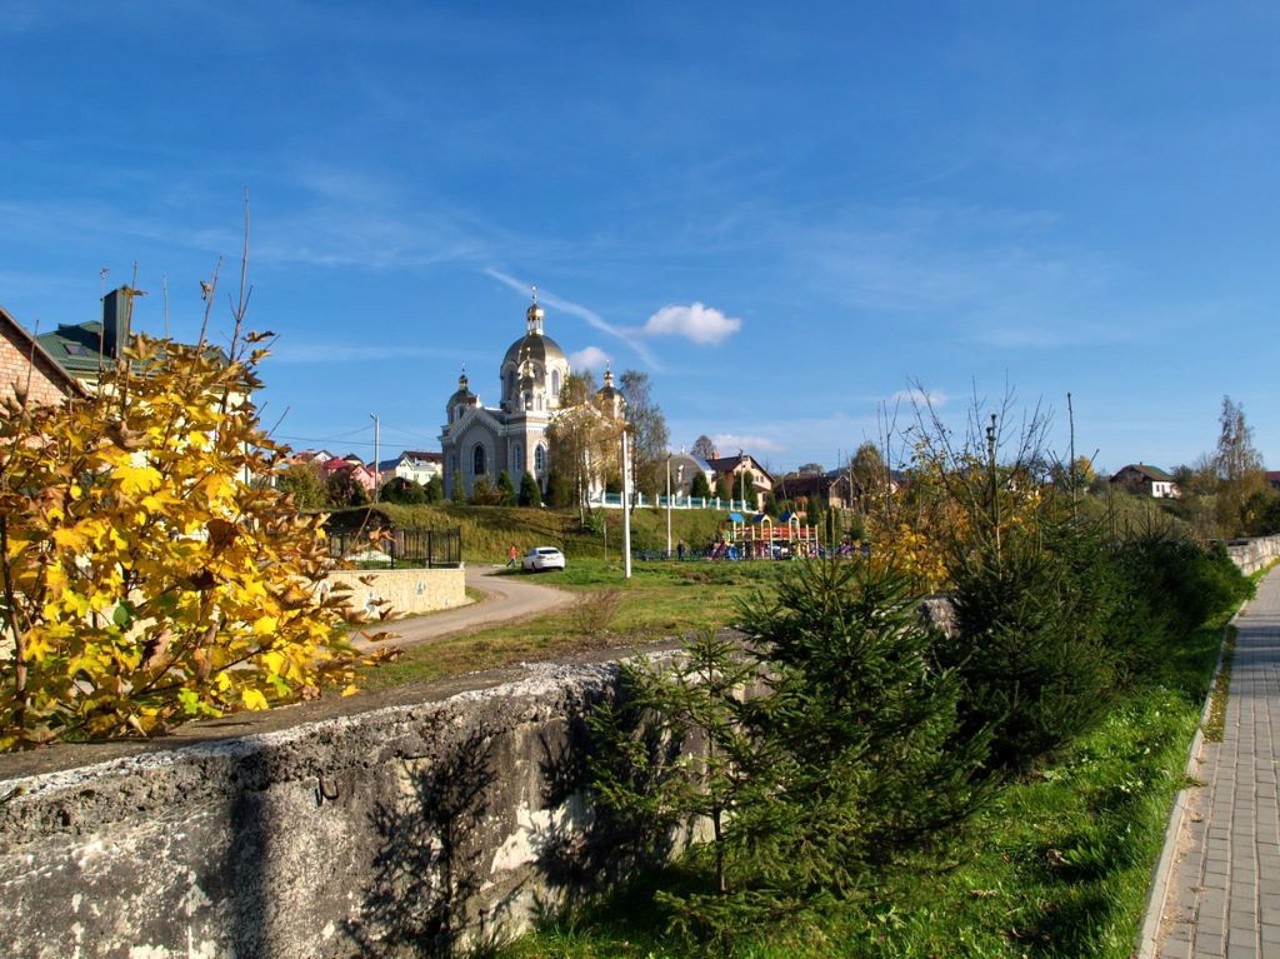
[0,324,74,408]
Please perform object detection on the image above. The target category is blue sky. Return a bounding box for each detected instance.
[4,2,1279,476]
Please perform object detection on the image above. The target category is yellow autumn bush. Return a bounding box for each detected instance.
[0,334,373,749]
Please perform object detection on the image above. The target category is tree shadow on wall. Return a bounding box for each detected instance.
[527,688,685,924]
[343,728,496,958]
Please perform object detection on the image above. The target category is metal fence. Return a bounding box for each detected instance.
[327,526,462,568]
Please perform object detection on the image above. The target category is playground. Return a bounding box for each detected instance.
[707,511,821,560]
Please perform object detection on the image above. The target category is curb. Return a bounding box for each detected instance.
[1134,601,1244,958]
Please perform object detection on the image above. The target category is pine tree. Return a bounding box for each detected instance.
[496,470,516,506]
[518,471,542,507]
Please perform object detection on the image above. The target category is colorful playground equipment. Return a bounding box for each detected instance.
[709,511,820,560]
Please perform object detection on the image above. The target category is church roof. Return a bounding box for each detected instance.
[501,293,567,370]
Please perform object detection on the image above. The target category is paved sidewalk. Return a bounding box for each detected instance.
[1153,567,1280,959]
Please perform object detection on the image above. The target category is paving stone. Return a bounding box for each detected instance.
[1150,568,1280,959]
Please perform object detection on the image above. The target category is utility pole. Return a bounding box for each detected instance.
[622,427,632,579]
[370,413,380,502]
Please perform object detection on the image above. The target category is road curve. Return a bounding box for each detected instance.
[371,564,576,651]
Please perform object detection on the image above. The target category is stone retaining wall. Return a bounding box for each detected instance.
[327,566,466,618]
[1223,535,1280,575]
[0,657,656,959]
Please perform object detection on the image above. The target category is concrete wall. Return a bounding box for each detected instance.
[1223,535,1280,575]
[0,657,660,959]
[327,566,466,618]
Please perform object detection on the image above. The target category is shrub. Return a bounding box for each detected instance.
[944,516,1123,774]
[0,335,375,749]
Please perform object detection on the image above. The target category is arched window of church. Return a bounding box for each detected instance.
[535,445,546,473]
[551,369,560,396]
[512,442,523,473]
[472,444,486,478]
[507,370,517,399]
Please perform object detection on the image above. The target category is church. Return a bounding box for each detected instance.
[440,292,623,500]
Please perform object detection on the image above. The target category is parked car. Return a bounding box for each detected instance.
[521,546,566,571]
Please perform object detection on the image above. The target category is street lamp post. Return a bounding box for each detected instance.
[370,413,380,502]
[621,426,632,580]
[666,454,672,559]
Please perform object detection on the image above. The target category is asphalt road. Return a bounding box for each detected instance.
[371,564,576,651]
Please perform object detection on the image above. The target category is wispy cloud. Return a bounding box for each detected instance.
[485,268,663,369]
[643,303,741,345]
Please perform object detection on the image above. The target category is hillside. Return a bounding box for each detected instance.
[327,503,733,564]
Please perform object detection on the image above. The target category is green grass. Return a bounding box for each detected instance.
[501,616,1227,959]
[355,559,787,690]
[330,503,740,565]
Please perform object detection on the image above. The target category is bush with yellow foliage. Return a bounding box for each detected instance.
[0,333,376,749]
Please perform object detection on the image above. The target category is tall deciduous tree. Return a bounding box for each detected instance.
[691,434,717,461]
[277,460,326,509]
[546,371,621,519]
[619,370,670,500]
[849,441,889,514]
[1214,395,1266,537]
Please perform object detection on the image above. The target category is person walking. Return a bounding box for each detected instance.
[507,544,519,568]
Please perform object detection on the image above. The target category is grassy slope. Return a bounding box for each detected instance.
[339,503,731,564]
[501,613,1228,959]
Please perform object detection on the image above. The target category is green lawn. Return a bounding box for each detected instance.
[355,559,788,690]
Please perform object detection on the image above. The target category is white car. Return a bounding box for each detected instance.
[521,546,566,571]
[519,545,565,568]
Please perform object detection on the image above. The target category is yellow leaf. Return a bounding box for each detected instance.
[114,463,163,496]
[51,527,90,551]
[241,687,269,711]
[252,615,278,636]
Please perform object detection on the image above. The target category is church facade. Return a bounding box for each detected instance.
[440,295,573,500]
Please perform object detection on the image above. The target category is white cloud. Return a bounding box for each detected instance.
[643,302,741,345]
[712,433,786,455]
[889,387,949,409]
[568,346,611,373]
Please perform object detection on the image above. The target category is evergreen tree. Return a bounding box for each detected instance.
[496,470,516,506]
[518,471,542,507]
[425,474,444,503]
[545,468,572,509]
[690,471,713,500]
[450,470,465,504]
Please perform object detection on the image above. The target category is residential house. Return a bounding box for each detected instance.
[0,304,85,408]
[777,469,853,511]
[1111,463,1179,498]
[706,453,774,510]
[381,450,443,487]
[35,287,147,392]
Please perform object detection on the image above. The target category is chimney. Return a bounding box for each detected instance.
[101,287,136,359]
